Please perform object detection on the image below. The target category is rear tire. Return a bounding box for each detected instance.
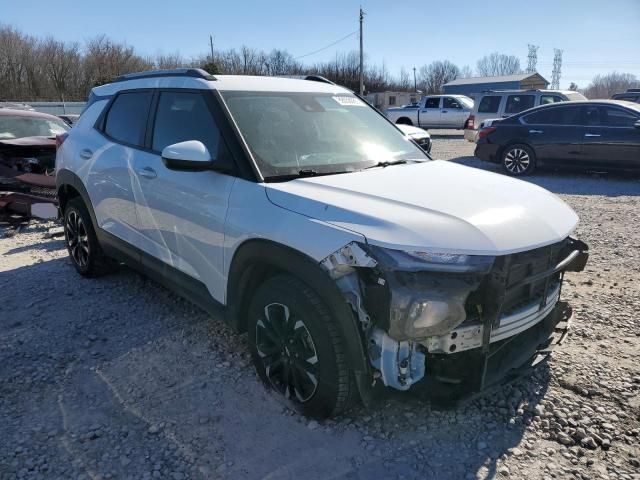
[63,197,116,277]
[501,143,536,176]
[247,275,354,418]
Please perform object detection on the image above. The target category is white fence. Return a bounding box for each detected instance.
[15,101,87,115]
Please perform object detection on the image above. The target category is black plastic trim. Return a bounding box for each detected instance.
[114,68,216,83]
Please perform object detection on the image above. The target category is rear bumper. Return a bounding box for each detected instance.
[474,143,500,162]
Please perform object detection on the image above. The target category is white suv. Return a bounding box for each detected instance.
[56,69,588,418]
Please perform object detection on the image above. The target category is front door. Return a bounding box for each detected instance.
[580,105,640,169]
[132,90,235,302]
[419,97,441,127]
[442,97,465,128]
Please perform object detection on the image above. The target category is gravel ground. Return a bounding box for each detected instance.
[2,133,640,480]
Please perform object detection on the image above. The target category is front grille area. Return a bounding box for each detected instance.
[500,240,567,314]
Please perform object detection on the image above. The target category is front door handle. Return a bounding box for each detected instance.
[584,133,601,137]
[137,166,157,179]
[79,148,93,160]
[529,129,543,134]
[441,110,448,113]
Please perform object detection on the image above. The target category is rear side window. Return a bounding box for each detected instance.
[477,96,501,113]
[523,106,581,125]
[103,91,152,146]
[425,98,440,108]
[152,91,223,156]
[505,95,535,114]
[540,95,564,105]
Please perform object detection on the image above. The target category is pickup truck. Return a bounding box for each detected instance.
[386,94,473,129]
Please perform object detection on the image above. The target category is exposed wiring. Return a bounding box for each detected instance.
[294,30,359,60]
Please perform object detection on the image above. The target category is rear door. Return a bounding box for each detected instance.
[132,90,236,302]
[580,105,640,169]
[520,105,583,165]
[442,97,466,127]
[90,90,153,247]
[418,97,441,127]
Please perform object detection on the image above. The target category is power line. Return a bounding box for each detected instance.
[294,30,359,60]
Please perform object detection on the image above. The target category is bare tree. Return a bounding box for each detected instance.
[418,60,460,94]
[398,67,411,90]
[476,52,521,77]
[583,72,639,99]
[40,38,81,101]
[459,65,474,78]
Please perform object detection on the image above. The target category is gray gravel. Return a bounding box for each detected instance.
[2,133,639,480]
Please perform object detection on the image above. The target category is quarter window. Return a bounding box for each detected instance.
[477,96,501,113]
[505,95,535,114]
[152,91,223,156]
[425,98,440,109]
[103,91,153,146]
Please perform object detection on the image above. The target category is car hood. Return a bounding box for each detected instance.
[265,161,578,255]
[0,136,56,147]
[396,124,430,138]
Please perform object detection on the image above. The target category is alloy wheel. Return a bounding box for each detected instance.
[66,210,90,268]
[255,303,319,402]
[504,148,531,174]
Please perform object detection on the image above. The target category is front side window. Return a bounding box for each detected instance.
[443,97,461,109]
[0,115,68,140]
[221,91,428,179]
[152,91,224,156]
[425,97,440,108]
[104,91,152,146]
[599,106,639,128]
[540,95,564,105]
[505,95,535,114]
[477,96,501,113]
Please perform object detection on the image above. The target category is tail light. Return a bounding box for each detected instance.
[478,127,497,139]
[56,133,68,149]
[465,115,475,130]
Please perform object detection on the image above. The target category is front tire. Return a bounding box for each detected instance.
[247,275,354,418]
[396,117,413,126]
[501,143,536,176]
[64,197,115,277]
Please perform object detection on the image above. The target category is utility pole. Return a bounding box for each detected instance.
[413,67,417,92]
[359,7,365,95]
[209,35,215,60]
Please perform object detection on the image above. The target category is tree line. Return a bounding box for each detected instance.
[0,25,637,102]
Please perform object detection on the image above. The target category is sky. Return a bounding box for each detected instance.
[1,0,639,89]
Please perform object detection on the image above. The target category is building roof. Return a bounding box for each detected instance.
[443,73,549,87]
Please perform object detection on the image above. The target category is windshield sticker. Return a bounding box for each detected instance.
[332,96,365,107]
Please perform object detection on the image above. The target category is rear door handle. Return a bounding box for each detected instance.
[441,110,448,113]
[137,166,157,179]
[529,129,543,134]
[79,148,93,160]
[584,133,601,137]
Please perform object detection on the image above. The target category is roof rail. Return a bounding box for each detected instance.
[114,68,216,83]
[276,75,336,85]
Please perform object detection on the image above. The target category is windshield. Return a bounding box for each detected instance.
[0,115,69,140]
[221,91,428,179]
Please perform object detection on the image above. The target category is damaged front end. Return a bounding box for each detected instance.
[321,238,588,399]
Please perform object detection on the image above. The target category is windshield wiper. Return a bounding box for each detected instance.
[364,159,419,170]
[264,168,352,182]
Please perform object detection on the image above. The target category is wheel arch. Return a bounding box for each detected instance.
[56,169,98,229]
[395,117,413,125]
[226,238,369,375]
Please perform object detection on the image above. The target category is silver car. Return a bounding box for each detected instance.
[464,89,587,142]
